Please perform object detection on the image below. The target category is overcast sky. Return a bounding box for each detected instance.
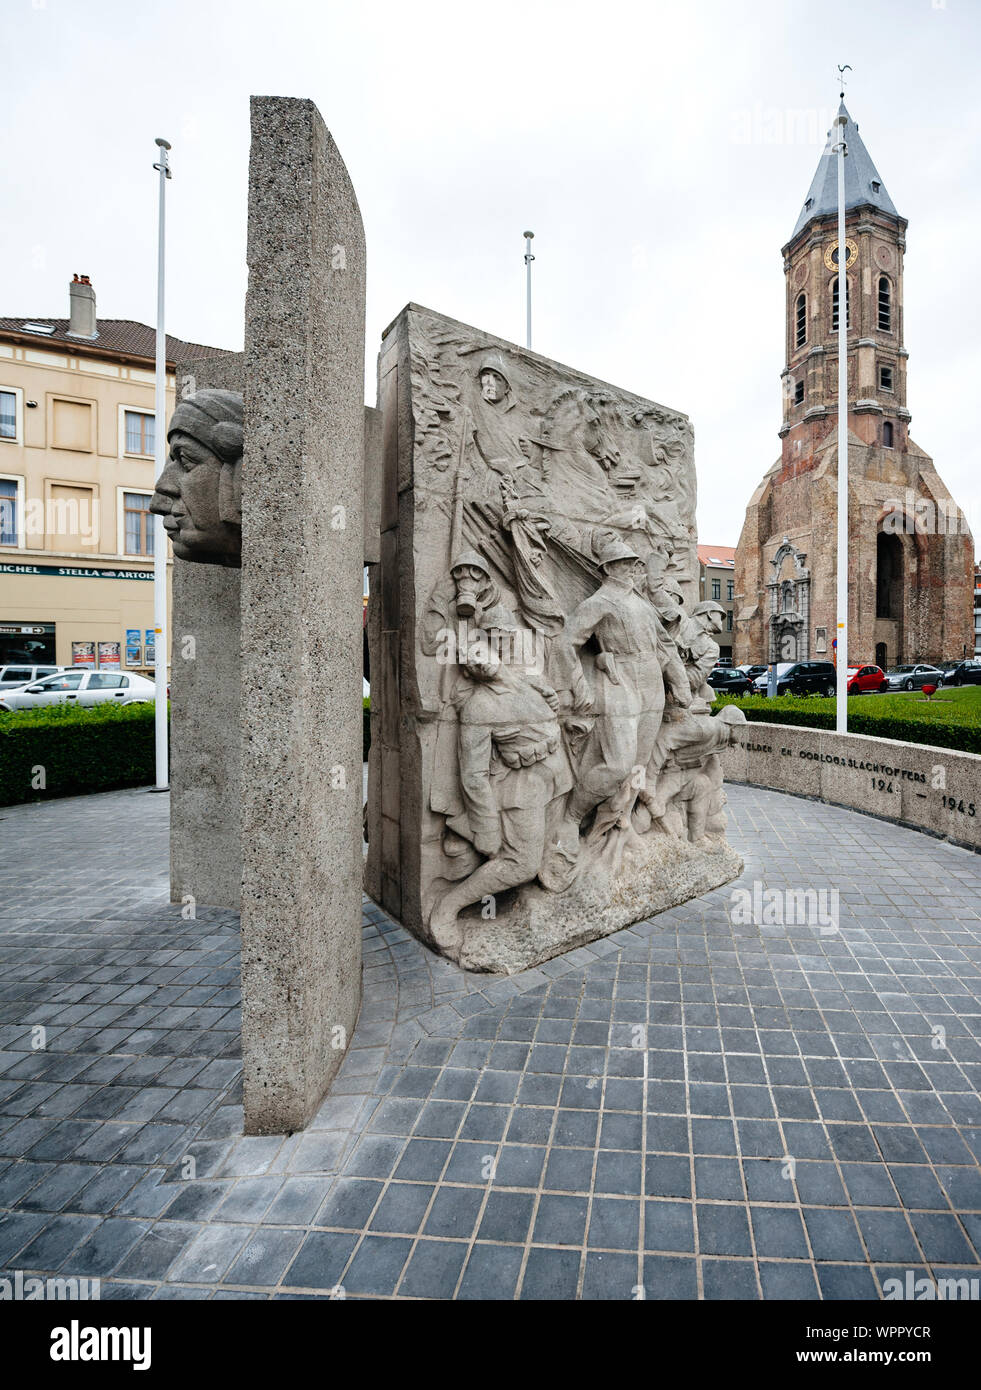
[2,0,979,550]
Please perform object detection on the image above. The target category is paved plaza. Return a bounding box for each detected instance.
[1,784,980,1300]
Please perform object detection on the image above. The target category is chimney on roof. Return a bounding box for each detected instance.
[67,273,97,339]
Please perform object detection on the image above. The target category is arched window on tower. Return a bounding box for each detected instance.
[795,292,807,349]
[831,278,851,332]
[878,276,892,332]
[883,421,894,448]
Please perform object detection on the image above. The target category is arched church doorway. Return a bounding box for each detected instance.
[875,641,887,670]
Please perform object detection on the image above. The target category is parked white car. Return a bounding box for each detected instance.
[0,669,156,711]
[0,662,67,689]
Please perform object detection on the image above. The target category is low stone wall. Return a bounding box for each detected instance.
[722,721,981,853]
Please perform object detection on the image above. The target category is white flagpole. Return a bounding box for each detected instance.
[833,95,849,734]
[523,231,535,349]
[152,137,171,790]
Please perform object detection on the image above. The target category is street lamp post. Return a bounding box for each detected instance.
[151,137,171,790]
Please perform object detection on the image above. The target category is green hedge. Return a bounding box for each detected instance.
[0,702,160,806]
[712,688,981,757]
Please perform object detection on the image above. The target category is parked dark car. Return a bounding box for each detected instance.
[940,660,981,687]
[753,660,838,697]
[883,663,946,692]
[708,667,754,697]
[738,665,769,682]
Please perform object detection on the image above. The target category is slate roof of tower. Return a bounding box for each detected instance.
[790,103,900,241]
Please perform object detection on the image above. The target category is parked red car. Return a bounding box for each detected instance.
[846,664,888,694]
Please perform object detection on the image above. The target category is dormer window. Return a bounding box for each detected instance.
[871,180,881,193]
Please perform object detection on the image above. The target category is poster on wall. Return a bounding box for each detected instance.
[144,628,155,669]
[98,641,121,669]
[125,629,142,667]
[72,641,96,668]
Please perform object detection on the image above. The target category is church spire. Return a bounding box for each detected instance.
[790,103,900,241]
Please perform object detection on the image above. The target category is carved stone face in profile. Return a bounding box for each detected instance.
[150,389,243,566]
[693,601,726,637]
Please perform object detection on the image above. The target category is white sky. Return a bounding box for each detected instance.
[2,0,979,551]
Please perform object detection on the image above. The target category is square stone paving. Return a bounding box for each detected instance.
[0,783,979,1299]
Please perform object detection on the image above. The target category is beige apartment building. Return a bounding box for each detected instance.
[698,543,736,661]
[0,275,228,672]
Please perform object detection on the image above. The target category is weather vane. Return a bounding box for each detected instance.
[837,63,852,100]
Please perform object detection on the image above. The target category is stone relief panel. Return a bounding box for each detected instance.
[371,306,745,974]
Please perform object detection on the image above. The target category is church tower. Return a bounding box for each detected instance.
[734,105,974,670]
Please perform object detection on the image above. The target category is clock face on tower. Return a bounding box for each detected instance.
[824,238,858,273]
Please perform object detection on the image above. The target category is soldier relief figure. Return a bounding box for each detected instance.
[416,333,745,964]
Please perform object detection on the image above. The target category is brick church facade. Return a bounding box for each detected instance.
[734,104,974,671]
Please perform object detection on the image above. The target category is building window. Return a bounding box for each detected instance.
[882,421,894,449]
[794,380,804,405]
[879,364,894,391]
[124,492,155,555]
[877,276,891,332]
[0,478,18,544]
[831,278,851,332]
[795,293,807,349]
[711,578,721,600]
[124,411,155,456]
[727,579,734,601]
[0,391,15,440]
[726,610,733,632]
